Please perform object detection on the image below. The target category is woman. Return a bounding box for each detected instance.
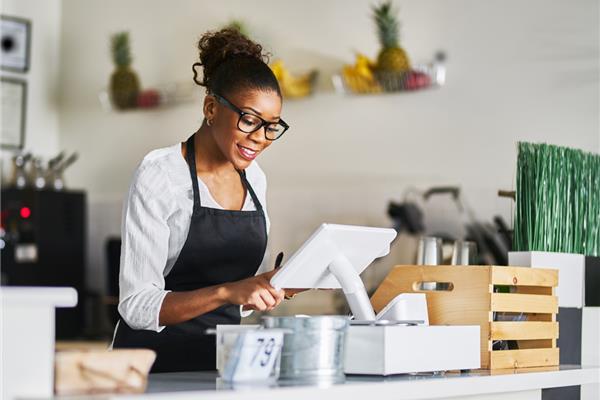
[112,28,291,372]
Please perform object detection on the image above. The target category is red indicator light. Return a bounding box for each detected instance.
[20,207,31,219]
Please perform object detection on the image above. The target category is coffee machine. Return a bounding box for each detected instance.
[1,188,87,339]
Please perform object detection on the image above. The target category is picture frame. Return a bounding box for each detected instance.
[1,77,27,150]
[1,15,31,73]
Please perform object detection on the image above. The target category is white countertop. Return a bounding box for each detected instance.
[0,287,77,307]
[103,365,599,400]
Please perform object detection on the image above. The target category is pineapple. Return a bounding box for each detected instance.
[109,32,140,109]
[224,19,249,37]
[373,1,410,73]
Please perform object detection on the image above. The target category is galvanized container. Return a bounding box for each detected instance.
[261,316,349,382]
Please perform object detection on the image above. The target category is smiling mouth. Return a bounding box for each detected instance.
[237,144,258,160]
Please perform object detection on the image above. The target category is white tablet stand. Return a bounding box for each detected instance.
[270,224,397,321]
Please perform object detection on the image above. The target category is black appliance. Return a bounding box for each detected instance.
[1,188,87,339]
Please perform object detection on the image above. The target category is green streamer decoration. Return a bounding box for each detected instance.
[514,142,600,256]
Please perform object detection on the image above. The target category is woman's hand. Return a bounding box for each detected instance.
[223,269,284,312]
[283,288,309,299]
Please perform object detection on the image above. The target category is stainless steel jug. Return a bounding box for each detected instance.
[261,316,349,382]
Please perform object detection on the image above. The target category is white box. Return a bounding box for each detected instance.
[582,307,600,367]
[582,307,600,400]
[344,325,480,375]
[1,287,77,400]
[509,251,584,308]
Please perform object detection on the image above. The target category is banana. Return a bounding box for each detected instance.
[270,60,316,99]
[342,53,381,93]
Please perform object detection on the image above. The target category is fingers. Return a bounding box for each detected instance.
[238,273,285,312]
[244,287,276,312]
[250,287,283,312]
[261,285,285,309]
[264,284,285,303]
[264,276,285,305]
[256,270,284,302]
[259,290,276,309]
[250,293,267,311]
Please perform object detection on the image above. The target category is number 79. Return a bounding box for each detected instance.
[251,337,277,367]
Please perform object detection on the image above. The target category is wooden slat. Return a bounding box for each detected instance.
[491,266,558,287]
[489,366,560,375]
[490,348,559,369]
[490,322,558,340]
[491,293,558,314]
[371,265,492,312]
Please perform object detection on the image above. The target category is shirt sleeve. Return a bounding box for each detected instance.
[118,162,174,332]
[240,305,253,318]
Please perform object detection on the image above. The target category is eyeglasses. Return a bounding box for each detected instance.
[212,93,290,141]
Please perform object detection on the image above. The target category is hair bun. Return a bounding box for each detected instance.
[194,28,269,89]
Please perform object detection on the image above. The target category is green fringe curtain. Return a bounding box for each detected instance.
[514,142,600,256]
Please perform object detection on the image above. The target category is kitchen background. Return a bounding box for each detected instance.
[1,0,598,331]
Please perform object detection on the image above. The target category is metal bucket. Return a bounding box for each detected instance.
[261,316,349,382]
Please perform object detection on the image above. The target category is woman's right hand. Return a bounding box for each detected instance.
[223,269,284,311]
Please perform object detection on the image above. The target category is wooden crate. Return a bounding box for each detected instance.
[370,265,559,369]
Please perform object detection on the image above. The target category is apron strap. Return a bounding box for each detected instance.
[185,135,202,213]
[186,133,263,213]
[239,170,264,212]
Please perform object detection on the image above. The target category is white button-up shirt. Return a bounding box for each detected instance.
[116,143,270,334]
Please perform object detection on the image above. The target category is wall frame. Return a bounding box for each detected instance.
[1,77,27,150]
[1,15,31,73]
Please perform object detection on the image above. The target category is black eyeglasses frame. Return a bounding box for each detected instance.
[211,93,289,141]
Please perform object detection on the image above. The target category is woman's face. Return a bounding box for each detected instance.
[206,88,282,170]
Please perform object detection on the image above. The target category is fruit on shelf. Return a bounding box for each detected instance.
[341,53,382,93]
[270,60,317,99]
[137,89,161,108]
[336,1,444,95]
[372,1,411,73]
[109,32,141,110]
[404,70,431,90]
[354,54,377,80]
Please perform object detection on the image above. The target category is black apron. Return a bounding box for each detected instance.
[113,134,268,373]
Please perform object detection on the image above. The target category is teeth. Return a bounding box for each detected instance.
[240,146,256,155]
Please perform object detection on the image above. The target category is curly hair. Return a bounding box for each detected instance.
[192,28,280,97]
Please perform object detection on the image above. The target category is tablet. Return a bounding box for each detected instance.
[270,223,396,320]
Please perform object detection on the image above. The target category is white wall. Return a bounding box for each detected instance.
[1,0,62,177]
[55,0,599,294]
